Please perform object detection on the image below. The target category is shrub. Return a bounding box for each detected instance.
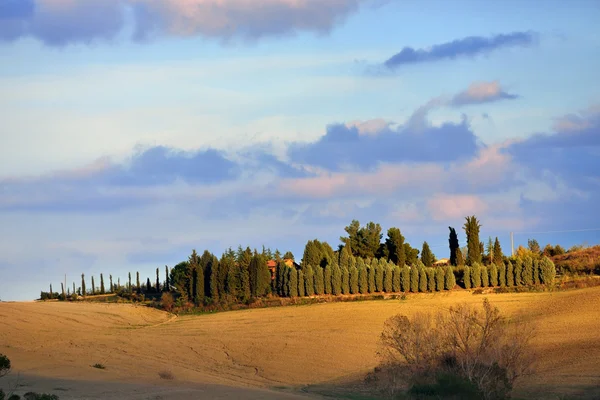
[506,261,514,287]
[383,265,393,293]
[540,256,556,286]
[368,265,376,293]
[349,266,359,294]
[498,263,506,287]
[471,263,482,288]
[481,265,489,287]
[92,363,106,369]
[401,265,410,292]
[523,256,534,286]
[160,292,174,312]
[158,370,174,380]
[514,258,523,286]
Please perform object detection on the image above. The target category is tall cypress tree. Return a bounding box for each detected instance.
[304,265,315,296]
[341,264,350,294]
[463,267,471,289]
[444,266,456,290]
[449,227,460,266]
[324,264,332,295]
[514,258,523,286]
[349,265,359,294]
[426,268,435,292]
[165,265,170,292]
[523,256,534,286]
[358,261,368,294]
[297,270,305,297]
[435,267,445,291]
[226,258,239,299]
[276,262,286,296]
[136,272,140,293]
[506,260,514,287]
[109,275,113,293]
[91,276,96,295]
[383,264,393,292]
[314,265,325,295]
[471,263,481,288]
[385,227,405,266]
[49,284,53,299]
[155,268,160,293]
[489,264,498,287]
[375,260,385,292]
[127,272,132,293]
[392,265,401,292]
[421,242,434,267]
[419,267,427,292]
[456,247,465,266]
[498,262,506,287]
[147,278,151,292]
[81,274,86,296]
[401,265,410,292]
[73,282,76,296]
[486,237,494,264]
[332,264,342,295]
[493,237,503,265]
[533,259,541,285]
[481,265,489,287]
[367,264,376,293]
[61,282,65,299]
[210,256,221,302]
[463,216,482,265]
[100,274,105,294]
[410,265,419,293]
[288,267,298,297]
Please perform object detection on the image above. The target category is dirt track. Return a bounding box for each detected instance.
[2,287,600,399]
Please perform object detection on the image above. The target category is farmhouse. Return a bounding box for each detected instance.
[433,258,450,266]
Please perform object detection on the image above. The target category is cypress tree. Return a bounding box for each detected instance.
[73,282,76,296]
[421,242,434,267]
[456,247,465,266]
[383,264,393,292]
[349,266,359,294]
[401,265,410,292]
[375,260,385,292]
[49,284,53,299]
[436,267,445,291]
[486,237,494,264]
[368,264,376,293]
[506,260,514,287]
[419,267,427,292]
[100,274,105,294]
[523,256,534,286]
[481,265,489,287]
[341,265,350,294]
[276,262,286,296]
[339,246,351,271]
[463,216,482,265]
[288,267,298,297]
[385,227,406,266]
[448,227,460,266]
[426,268,435,291]
[118,277,121,291]
[514,258,523,286]
[304,265,315,296]
[358,262,368,294]
[136,272,140,293]
[533,259,541,285]
[61,283,65,299]
[493,237,503,265]
[155,267,160,293]
[314,265,325,295]
[211,257,220,302]
[324,264,332,294]
[498,262,506,287]
[471,263,481,288]
[298,270,305,297]
[392,265,401,292]
[489,264,498,287]
[463,267,471,289]
[81,274,86,295]
[109,275,113,293]
[127,272,131,293]
[540,256,556,286]
[147,278,151,292]
[444,266,456,290]
[91,276,96,295]
[410,266,419,293]
[226,260,239,299]
[332,264,342,295]
[165,265,170,292]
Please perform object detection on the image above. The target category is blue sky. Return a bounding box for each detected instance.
[1,0,599,300]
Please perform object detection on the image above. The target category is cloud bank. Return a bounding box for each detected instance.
[384,32,536,69]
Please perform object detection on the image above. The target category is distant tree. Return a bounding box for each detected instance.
[486,237,494,264]
[463,216,482,265]
[498,262,506,287]
[358,261,369,294]
[404,243,420,266]
[298,270,305,297]
[283,251,294,260]
[385,227,406,266]
[540,256,556,285]
[288,267,298,297]
[367,263,376,293]
[314,265,325,295]
[448,227,460,266]
[383,264,393,292]
[528,239,541,255]
[118,277,121,290]
[49,284,53,299]
[249,251,270,298]
[456,247,465,266]
[109,275,113,293]
[514,258,523,286]
[463,267,471,289]
[426,268,435,292]
[127,272,131,293]
[73,282,76,296]
[444,266,456,290]
[225,256,239,300]
[147,278,151,292]
[481,265,489,287]
[489,263,498,287]
[392,265,401,292]
[100,274,105,294]
[471,263,482,288]
[493,237,503,265]
[154,267,160,293]
[332,263,342,295]
[410,265,419,293]
[401,265,411,292]
[189,250,205,305]
[210,256,222,302]
[91,275,96,295]
[341,264,350,294]
[165,265,170,292]
[435,267,445,291]
[349,265,359,294]
[419,267,427,292]
[523,256,534,286]
[421,242,434,267]
[136,272,140,293]
[340,220,383,259]
[324,264,333,294]
[506,260,514,287]
[304,265,314,296]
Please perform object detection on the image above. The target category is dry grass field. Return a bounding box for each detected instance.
[2,287,600,399]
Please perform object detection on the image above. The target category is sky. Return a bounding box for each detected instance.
[1,0,599,301]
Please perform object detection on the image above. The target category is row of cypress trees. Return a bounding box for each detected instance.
[463,256,556,289]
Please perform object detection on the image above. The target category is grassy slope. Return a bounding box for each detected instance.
[2,287,600,399]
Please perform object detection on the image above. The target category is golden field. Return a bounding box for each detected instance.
[1,287,600,399]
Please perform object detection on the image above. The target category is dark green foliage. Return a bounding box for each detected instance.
[506,260,514,287]
[481,265,489,287]
[385,227,405,266]
[498,262,506,287]
[236,247,252,301]
[100,274,105,294]
[297,270,305,297]
[341,265,350,294]
[146,278,151,293]
[135,272,140,293]
[340,220,383,259]
[367,264,376,293]
[1,353,11,378]
[419,267,427,292]
[49,284,53,299]
[392,265,401,292]
[358,260,369,294]
[283,251,294,260]
[288,267,298,297]
[489,263,498,287]
[463,267,471,289]
[375,259,385,292]
[436,267,445,291]
[426,268,435,292]
[444,266,456,290]
[303,239,335,269]
[470,263,481,288]
[514,258,523,286]
[81,274,86,296]
[223,254,238,298]
[210,256,221,302]
[421,241,434,267]
[324,264,332,294]
[540,256,556,285]
[304,266,314,296]
[314,265,325,295]
[408,372,481,400]
[249,252,270,298]
[126,272,130,293]
[339,246,351,271]
[92,275,96,295]
[349,266,359,294]
[410,266,419,293]
[401,265,410,292]
[276,261,286,296]
[331,264,342,295]
[171,260,191,300]
[528,239,541,254]
[456,246,465,266]
[404,243,420,266]
[383,264,393,292]
[486,237,494,264]
[533,259,541,285]
[493,237,503,265]
[73,282,76,296]
[165,265,170,291]
[523,256,534,286]
[449,227,460,266]
[463,215,482,265]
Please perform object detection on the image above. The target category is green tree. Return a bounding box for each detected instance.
[136,272,140,293]
[283,251,294,260]
[298,270,305,297]
[147,278,151,292]
[92,275,96,295]
[225,257,239,299]
[304,265,314,296]
[127,272,131,293]
[384,264,393,292]
[540,256,556,285]
[358,260,369,294]
[444,266,456,290]
[456,247,465,266]
[533,259,541,285]
[100,274,105,294]
[498,262,506,287]
[367,263,376,293]
[314,265,325,295]
[493,237,503,266]
[404,243,420,266]
[165,265,170,292]
[189,250,205,305]
[288,267,298,297]
[426,268,435,292]
[339,246,351,271]
[471,263,482,288]
[410,265,419,293]
[392,265,401,292]
[481,265,489,287]
[324,264,332,294]
[506,260,514,287]
[375,259,385,292]
[448,227,460,266]
[155,267,160,292]
[528,239,541,255]
[435,267,445,291]
[236,247,252,302]
[340,220,383,259]
[332,263,342,295]
[385,227,406,266]
[463,267,471,289]
[514,258,523,286]
[276,261,286,296]
[463,216,482,265]
[419,267,428,292]
[109,275,113,293]
[421,242,434,267]
[523,256,534,286]
[401,265,411,292]
[349,265,359,294]
[486,236,494,264]
[341,264,350,294]
[249,252,271,298]
[489,263,498,287]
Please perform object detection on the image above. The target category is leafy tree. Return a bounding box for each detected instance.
[540,256,556,285]
[528,239,541,255]
[224,257,239,299]
[297,270,305,297]
[493,237,503,265]
[332,263,342,295]
[73,282,76,296]
[127,272,131,293]
[463,267,471,289]
[288,267,298,297]
[448,227,460,266]
[349,265,359,294]
[314,265,325,295]
[358,260,369,294]
[341,264,350,294]
[237,247,251,302]
[436,267,445,291]
[506,260,514,287]
[324,264,332,294]
[384,264,393,292]
[210,256,221,302]
[92,276,96,295]
[189,250,205,305]
[523,256,534,286]
[410,266,419,293]
[147,278,151,292]
[368,263,376,293]
[385,227,406,266]
[401,265,410,292]
[489,264,498,287]
[392,265,401,292]
[421,242,434,267]
[471,263,482,288]
[426,268,435,292]
[419,267,428,292]
[463,216,482,265]
[171,260,191,300]
[339,246,351,270]
[277,262,288,296]
[305,265,315,296]
[481,265,489,287]
[249,252,270,298]
[444,266,456,290]
[341,220,383,259]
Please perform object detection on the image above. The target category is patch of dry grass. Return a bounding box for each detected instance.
[552,245,600,275]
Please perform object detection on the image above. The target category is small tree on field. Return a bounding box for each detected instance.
[161,292,174,312]
[128,272,132,293]
[463,216,482,265]
[375,260,385,292]
[349,265,359,294]
[514,258,523,286]
[481,265,489,287]
[444,266,456,290]
[426,268,435,292]
[498,263,506,287]
[156,267,161,293]
[358,263,369,294]
[314,265,325,295]
[523,256,533,286]
[448,227,460,266]
[533,259,541,285]
[435,267,445,291]
[147,278,151,293]
[421,242,434,267]
[91,276,96,295]
[493,237,503,266]
[419,268,427,292]
[109,275,113,293]
[368,264,376,293]
[463,267,471,289]
[81,274,86,296]
[136,272,140,293]
[332,264,342,295]
[410,266,419,293]
[471,263,482,288]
